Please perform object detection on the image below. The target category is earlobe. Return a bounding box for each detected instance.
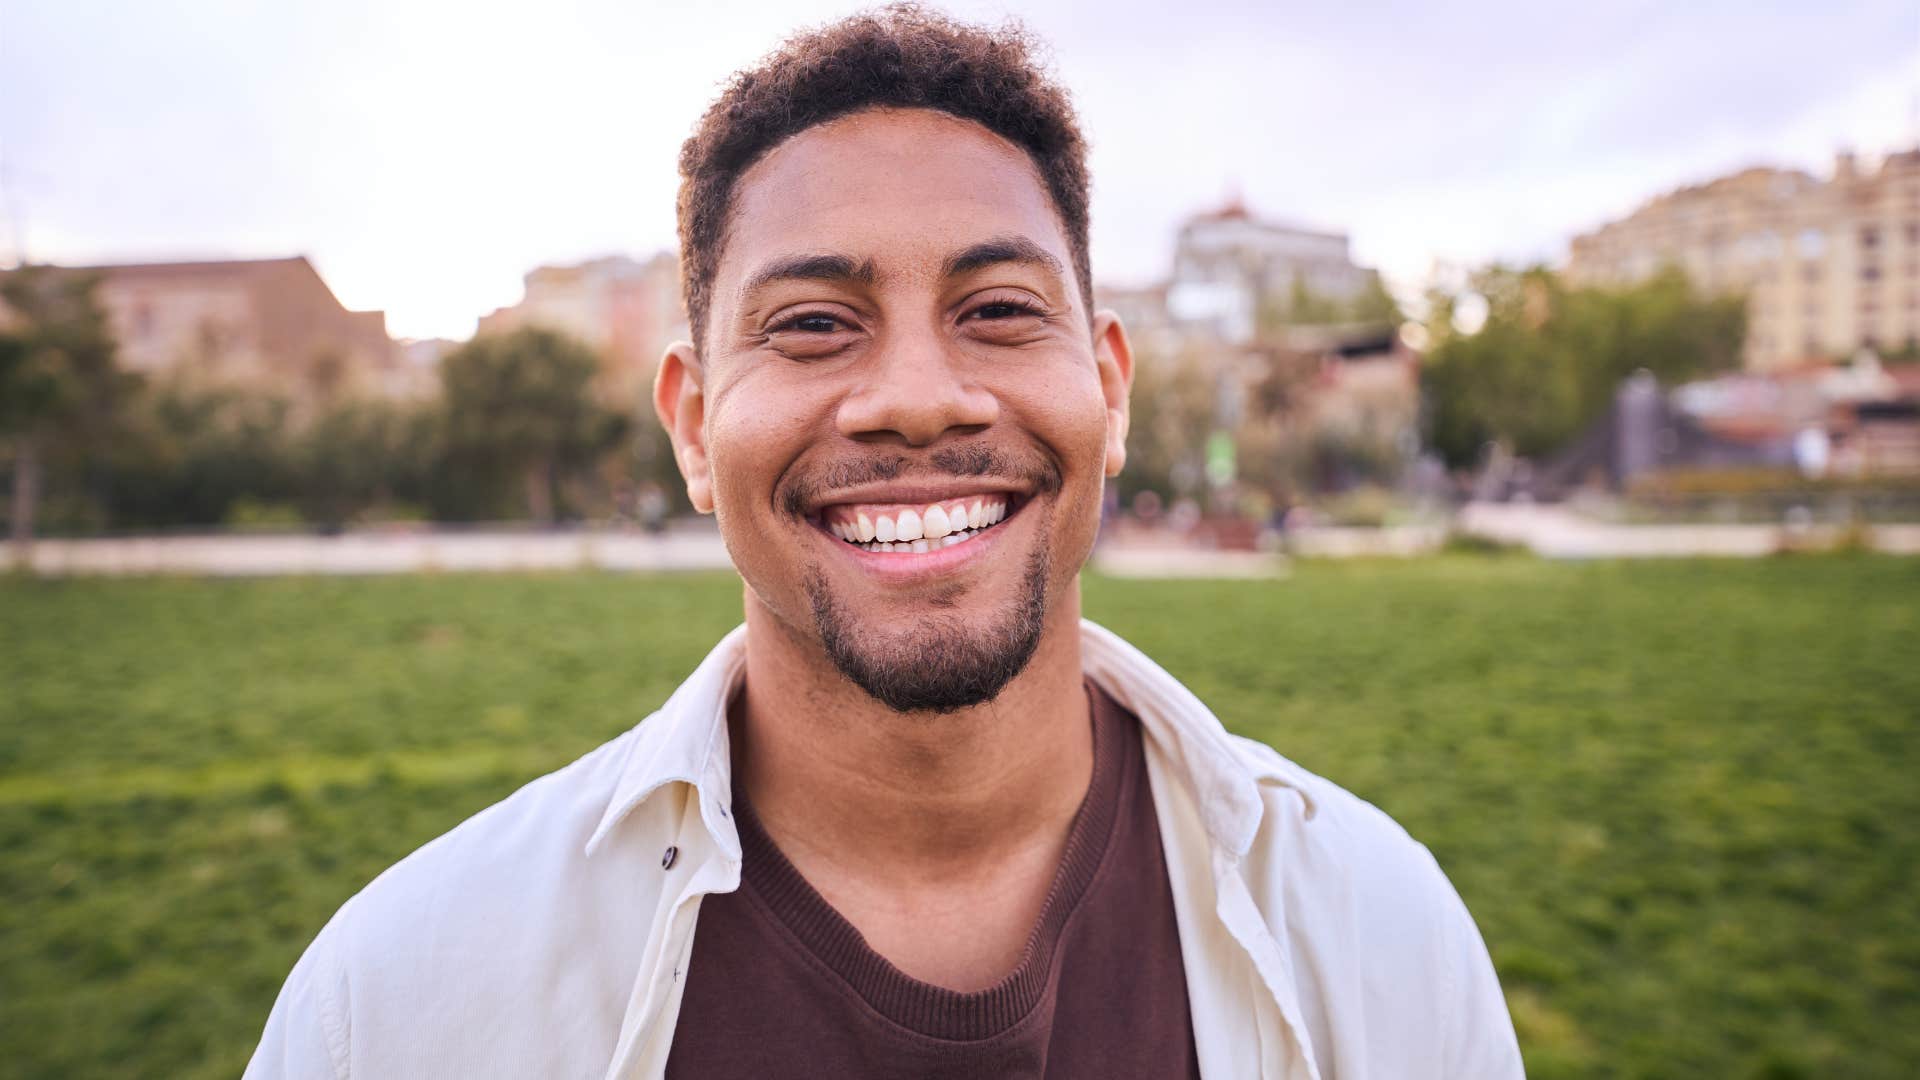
[1092,311,1135,478]
[653,342,715,514]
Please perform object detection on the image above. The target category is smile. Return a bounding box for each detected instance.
[818,495,1016,554]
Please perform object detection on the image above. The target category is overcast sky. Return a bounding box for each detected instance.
[4,0,1917,340]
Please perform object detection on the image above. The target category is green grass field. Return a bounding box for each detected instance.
[3,556,1917,1078]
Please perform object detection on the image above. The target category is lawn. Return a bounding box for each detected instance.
[2,556,1916,1078]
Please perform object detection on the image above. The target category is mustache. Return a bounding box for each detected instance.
[780,445,1062,519]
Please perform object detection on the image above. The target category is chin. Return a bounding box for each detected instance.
[804,547,1051,714]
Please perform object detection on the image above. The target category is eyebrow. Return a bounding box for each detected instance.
[740,253,878,298]
[737,235,1065,306]
[942,235,1065,280]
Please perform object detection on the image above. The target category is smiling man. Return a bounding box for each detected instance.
[247,8,1522,1079]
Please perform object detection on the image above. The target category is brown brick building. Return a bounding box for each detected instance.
[3,256,408,404]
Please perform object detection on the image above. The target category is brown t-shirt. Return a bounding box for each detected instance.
[665,683,1202,1079]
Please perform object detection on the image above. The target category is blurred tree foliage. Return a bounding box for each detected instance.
[92,384,297,530]
[1421,265,1746,469]
[0,267,141,544]
[1117,343,1217,506]
[73,383,446,533]
[2,297,657,534]
[438,328,630,524]
[1258,273,1403,337]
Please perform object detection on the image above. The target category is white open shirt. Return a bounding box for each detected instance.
[246,620,1524,1079]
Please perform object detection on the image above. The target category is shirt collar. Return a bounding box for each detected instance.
[1078,619,1312,855]
[584,624,748,860]
[585,619,1300,862]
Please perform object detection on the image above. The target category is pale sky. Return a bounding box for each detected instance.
[4,0,1917,340]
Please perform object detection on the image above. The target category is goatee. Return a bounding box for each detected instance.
[803,547,1050,714]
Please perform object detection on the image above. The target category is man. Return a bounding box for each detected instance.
[248,7,1523,1078]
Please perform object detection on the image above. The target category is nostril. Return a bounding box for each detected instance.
[833,378,999,445]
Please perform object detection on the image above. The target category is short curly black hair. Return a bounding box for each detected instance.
[675,4,1092,354]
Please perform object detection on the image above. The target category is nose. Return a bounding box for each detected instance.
[835,330,999,446]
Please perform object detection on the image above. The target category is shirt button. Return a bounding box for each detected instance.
[661,846,678,870]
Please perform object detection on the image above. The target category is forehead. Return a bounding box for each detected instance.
[717,108,1070,293]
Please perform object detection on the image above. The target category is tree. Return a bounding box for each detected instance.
[437,327,628,523]
[1117,341,1223,506]
[0,267,138,547]
[1421,265,1745,468]
[1257,272,1404,338]
[92,381,297,530]
[291,398,435,529]
[1346,273,1403,327]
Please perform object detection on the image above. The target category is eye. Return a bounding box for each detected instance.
[969,299,1044,321]
[960,294,1050,345]
[773,312,848,334]
[763,307,862,360]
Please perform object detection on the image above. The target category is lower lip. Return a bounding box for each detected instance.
[816,508,1019,580]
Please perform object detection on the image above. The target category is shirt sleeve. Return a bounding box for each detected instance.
[243,918,351,1080]
[1437,874,1525,1079]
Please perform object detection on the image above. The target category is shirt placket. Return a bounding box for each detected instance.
[603,802,742,1080]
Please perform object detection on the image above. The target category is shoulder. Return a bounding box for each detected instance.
[332,728,645,948]
[1231,734,1436,870]
[1224,734,1522,1077]
[1228,730,1468,952]
[250,726,679,1077]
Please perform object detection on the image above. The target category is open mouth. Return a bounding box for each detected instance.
[815,494,1021,554]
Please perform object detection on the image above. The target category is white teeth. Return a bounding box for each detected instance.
[922,504,951,539]
[896,509,923,542]
[832,498,1012,551]
[844,527,995,553]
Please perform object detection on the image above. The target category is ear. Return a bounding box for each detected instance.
[652,341,714,514]
[1090,310,1135,478]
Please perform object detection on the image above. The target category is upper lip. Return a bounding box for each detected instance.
[802,480,1028,517]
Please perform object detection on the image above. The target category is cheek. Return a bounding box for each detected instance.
[995,367,1111,572]
[704,374,824,524]
[999,365,1112,477]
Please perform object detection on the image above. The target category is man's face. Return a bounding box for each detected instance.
[660,107,1131,713]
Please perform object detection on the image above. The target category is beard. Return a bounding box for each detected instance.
[803,546,1051,714]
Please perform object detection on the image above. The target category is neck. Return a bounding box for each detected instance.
[732,583,1094,887]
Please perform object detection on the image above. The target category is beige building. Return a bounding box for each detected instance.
[2,256,405,405]
[1569,149,1920,371]
[477,253,686,407]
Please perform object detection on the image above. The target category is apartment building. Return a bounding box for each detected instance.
[1569,150,1920,371]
